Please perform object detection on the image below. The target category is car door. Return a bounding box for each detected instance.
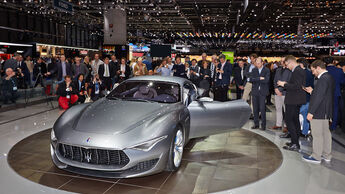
[185,84,251,138]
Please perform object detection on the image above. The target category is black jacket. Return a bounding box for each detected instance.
[90,81,105,99]
[33,62,48,80]
[274,66,291,95]
[308,72,334,119]
[73,80,86,93]
[243,63,255,86]
[50,61,72,81]
[284,66,306,105]
[1,77,18,93]
[57,81,78,97]
[234,66,246,87]
[117,64,131,80]
[250,66,270,96]
[98,63,116,79]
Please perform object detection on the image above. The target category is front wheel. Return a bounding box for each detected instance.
[166,128,184,171]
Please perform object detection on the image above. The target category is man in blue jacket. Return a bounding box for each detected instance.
[324,57,345,130]
[214,54,232,101]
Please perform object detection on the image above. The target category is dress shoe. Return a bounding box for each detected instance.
[283,144,300,152]
[282,127,288,133]
[300,134,308,138]
[260,127,266,131]
[251,125,260,129]
[279,133,291,138]
[271,126,282,130]
[285,142,292,146]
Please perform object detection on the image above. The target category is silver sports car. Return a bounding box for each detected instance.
[51,76,251,178]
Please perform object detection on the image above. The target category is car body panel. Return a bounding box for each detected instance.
[188,99,251,138]
[51,76,250,178]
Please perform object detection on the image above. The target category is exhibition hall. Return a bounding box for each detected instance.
[1,0,345,193]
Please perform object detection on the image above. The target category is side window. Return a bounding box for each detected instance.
[183,83,196,106]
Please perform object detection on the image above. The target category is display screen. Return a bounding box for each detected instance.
[221,51,235,64]
[150,44,171,57]
[333,49,345,56]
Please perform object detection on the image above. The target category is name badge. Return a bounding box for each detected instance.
[13,86,17,91]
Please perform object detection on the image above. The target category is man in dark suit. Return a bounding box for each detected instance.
[209,55,218,87]
[277,55,306,151]
[302,60,334,163]
[74,74,87,103]
[116,57,132,83]
[324,57,345,130]
[17,55,30,87]
[214,54,232,102]
[46,55,72,83]
[3,53,19,71]
[250,57,270,130]
[98,57,115,91]
[110,55,119,84]
[57,75,78,111]
[234,59,246,99]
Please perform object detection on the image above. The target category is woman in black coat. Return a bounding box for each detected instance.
[199,61,211,97]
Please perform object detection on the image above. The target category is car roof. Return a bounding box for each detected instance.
[127,76,189,86]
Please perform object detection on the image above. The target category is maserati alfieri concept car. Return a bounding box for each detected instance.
[50,76,251,178]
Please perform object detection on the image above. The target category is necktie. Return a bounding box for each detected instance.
[241,68,244,80]
[211,63,215,78]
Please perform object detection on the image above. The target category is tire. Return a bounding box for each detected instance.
[166,127,184,171]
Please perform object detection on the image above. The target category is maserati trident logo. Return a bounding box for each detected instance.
[85,150,92,163]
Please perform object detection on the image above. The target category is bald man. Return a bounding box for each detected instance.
[1,68,19,104]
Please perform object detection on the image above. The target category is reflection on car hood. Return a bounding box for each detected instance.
[74,98,173,135]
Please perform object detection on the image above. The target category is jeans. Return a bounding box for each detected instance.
[300,102,310,135]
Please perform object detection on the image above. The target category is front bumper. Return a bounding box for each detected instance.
[50,140,170,178]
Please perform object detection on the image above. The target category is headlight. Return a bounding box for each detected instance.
[51,129,57,141]
[129,136,168,152]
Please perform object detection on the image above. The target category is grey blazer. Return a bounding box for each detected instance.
[72,63,89,78]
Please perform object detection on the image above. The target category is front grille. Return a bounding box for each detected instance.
[58,143,130,167]
[128,158,159,172]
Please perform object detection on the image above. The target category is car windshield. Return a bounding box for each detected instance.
[107,80,181,103]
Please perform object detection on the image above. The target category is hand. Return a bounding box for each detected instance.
[275,88,282,96]
[239,86,244,90]
[46,72,51,75]
[307,113,313,121]
[84,91,87,95]
[69,87,72,91]
[205,75,209,78]
[260,77,264,80]
[79,92,83,95]
[303,86,313,94]
[277,81,286,87]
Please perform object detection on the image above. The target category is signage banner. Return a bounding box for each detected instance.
[221,51,235,64]
[53,0,73,13]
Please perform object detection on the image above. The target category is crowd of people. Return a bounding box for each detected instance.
[0,52,235,108]
[239,54,343,164]
[1,51,345,164]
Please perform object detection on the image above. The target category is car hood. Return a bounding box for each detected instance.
[73,98,175,135]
